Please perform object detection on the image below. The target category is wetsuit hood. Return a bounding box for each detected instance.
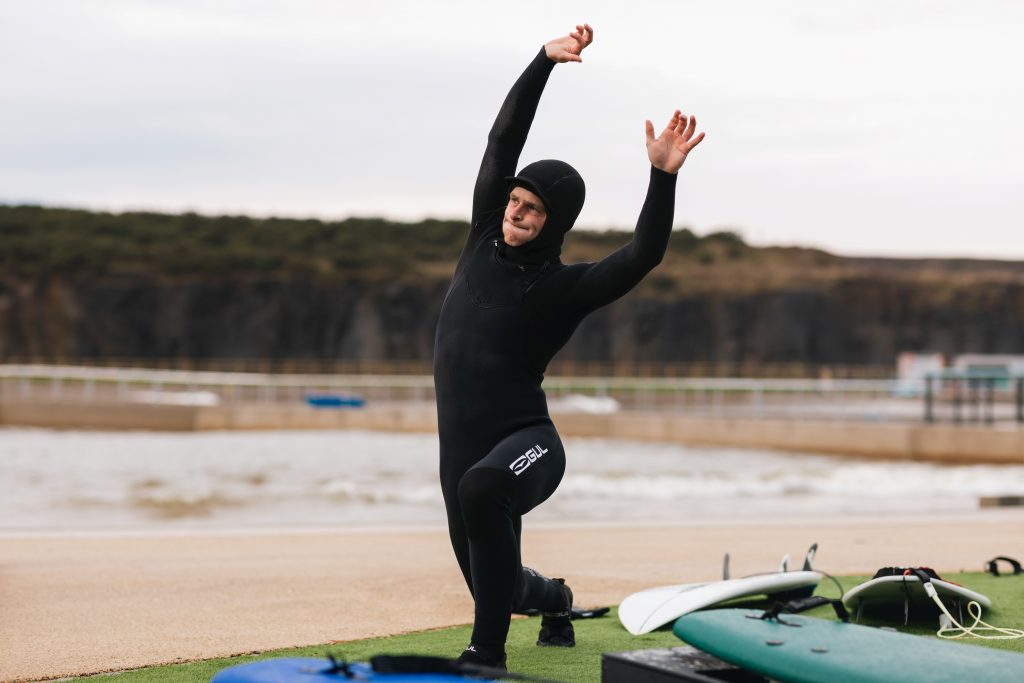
[504,159,585,266]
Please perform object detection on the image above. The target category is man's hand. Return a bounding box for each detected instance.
[545,24,594,63]
[645,111,705,174]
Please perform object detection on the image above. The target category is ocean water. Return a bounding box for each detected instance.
[2,428,1022,532]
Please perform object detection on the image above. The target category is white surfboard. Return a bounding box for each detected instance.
[618,544,822,635]
[842,574,992,618]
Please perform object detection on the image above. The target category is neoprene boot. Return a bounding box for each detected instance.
[537,578,575,647]
[456,643,507,672]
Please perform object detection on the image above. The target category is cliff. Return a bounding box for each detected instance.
[3,206,1023,369]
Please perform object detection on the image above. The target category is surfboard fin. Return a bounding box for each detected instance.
[802,543,819,571]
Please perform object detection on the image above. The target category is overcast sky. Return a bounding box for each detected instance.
[2,1,1023,258]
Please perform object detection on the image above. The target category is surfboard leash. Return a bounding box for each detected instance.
[904,568,1024,641]
[370,654,564,682]
[984,555,1022,577]
[750,595,851,627]
[315,653,566,681]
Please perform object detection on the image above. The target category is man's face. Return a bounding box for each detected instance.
[502,186,547,247]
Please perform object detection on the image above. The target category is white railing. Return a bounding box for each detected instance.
[0,363,942,422]
[4,363,1023,423]
[0,364,433,405]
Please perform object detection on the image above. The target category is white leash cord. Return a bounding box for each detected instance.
[922,583,1024,640]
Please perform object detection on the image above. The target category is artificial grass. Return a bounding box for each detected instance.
[81,572,1024,683]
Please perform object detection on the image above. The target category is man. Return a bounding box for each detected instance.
[433,23,704,670]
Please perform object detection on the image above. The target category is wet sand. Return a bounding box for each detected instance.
[1,510,1021,682]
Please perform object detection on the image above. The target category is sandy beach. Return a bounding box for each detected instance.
[2,510,1021,682]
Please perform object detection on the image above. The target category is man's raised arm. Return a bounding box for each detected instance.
[562,110,705,313]
[471,24,594,226]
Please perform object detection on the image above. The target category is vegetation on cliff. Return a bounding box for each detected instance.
[5,204,1022,297]
[3,205,1023,366]
[0,205,781,286]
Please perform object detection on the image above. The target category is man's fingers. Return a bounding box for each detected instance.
[572,23,593,48]
[684,115,697,138]
[673,114,687,135]
[672,114,698,142]
[680,131,706,153]
[645,120,656,145]
[663,110,681,136]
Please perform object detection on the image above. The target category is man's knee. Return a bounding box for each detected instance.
[457,467,516,537]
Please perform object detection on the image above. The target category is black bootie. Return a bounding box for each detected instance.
[537,578,575,647]
[456,642,507,671]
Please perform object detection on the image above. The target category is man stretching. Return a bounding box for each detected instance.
[433,23,704,670]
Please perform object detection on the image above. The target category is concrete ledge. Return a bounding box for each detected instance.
[552,413,1023,464]
[2,399,1021,464]
[0,400,441,433]
[0,399,204,431]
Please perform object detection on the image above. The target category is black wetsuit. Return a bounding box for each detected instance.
[433,47,678,650]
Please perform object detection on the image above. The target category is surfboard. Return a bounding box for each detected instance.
[618,546,823,635]
[618,570,822,635]
[842,574,992,621]
[673,608,1024,683]
[211,657,493,682]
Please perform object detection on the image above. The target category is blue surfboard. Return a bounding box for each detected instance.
[211,657,494,682]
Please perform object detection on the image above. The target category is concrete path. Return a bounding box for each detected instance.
[2,511,1021,681]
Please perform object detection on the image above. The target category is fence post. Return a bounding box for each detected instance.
[952,379,962,423]
[924,375,934,423]
[984,378,995,425]
[1017,377,1023,425]
[969,378,979,423]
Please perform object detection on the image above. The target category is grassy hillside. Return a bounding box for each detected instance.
[4,205,1023,297]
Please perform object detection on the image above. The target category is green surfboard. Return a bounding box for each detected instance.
[673,608,1024,683]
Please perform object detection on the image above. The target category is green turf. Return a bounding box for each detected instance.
[80,572,1024,683]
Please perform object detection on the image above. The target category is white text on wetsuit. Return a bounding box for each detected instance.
[509,445,548,476]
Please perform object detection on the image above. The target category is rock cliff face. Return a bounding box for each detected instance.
[571,280,1024,365]
[5,205,1023,369]
[3,270,1023,367]
[0,276,447,362]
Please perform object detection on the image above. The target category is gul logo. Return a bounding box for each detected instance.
[509,444,549,476]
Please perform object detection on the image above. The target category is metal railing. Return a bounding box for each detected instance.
[4,364,1022,424]
[0,365,434,406]
[0,356,895,379]
[0,363,943,423]
[924,371,1024,425]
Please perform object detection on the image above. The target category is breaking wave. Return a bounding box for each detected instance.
[2,428,1022,531]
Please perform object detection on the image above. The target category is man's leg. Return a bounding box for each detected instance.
[455,423,568,664]
[440,465,474,597]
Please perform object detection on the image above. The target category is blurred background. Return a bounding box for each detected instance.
[2,1,1023,533]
